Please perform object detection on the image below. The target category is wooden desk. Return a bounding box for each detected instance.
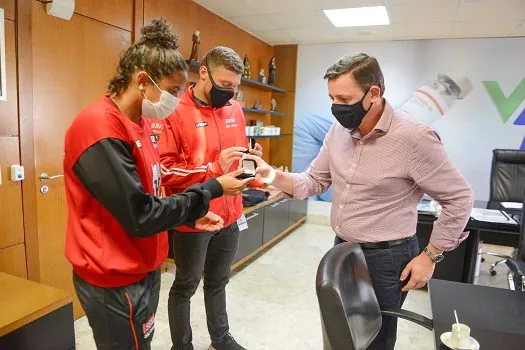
[417,200,520,283]
[0,273,75,350]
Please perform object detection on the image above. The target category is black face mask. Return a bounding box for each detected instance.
[206,62,235,108]
[331,89,371,130]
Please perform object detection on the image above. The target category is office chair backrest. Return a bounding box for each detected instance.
[316,242,381,350]
[517,193,525,261]
[489,149,525,206]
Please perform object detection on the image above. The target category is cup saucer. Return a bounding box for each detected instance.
[440,332,480,350]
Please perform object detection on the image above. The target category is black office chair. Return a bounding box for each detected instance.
[506,194,525,291]
[482,149,525,275]
[316,242,433,350]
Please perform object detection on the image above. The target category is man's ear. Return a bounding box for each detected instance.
[199,66,208,81]
[370,86,381,101]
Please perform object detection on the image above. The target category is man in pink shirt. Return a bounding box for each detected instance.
[246,53,474,349]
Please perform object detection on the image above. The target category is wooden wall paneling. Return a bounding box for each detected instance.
[270,135,293,169]
[144,0,199,59]
[0,20,18,136]
[273,45,298,92]
[32,2,131,318]
[17,0,39,281]
[75,0,133,31]
[144,0,274,72]
[0,243,27,279]
[272,91,295,135]
[0,0,15,21]
[0,137,24,249]
[132,0,144,42]
[269,45,298,170]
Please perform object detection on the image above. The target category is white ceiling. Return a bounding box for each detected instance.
[191,0,525,45]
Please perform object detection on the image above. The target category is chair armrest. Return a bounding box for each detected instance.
[484,252,513,259]
[505,259,525,277]
[381,308,433,330]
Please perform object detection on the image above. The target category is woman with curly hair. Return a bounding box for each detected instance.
[64,18,253,349]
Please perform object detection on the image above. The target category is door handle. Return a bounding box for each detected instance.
[39,173,64,181]
[245,212,259,221]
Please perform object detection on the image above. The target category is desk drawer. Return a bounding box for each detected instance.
[235,208,264,262]
[289,199,308,225]
[263,199,290,244]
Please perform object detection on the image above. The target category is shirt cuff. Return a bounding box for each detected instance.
[202,178,223,199]
[429,228,469,252]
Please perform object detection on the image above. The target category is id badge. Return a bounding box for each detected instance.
[237,214,248,231]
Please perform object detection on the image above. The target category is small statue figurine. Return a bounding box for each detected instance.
[189,30,200,62]
[271,98,277,111]
[243,54,251,79]
[253,101,263,109]
[268,57,276,85]
[235,90,246,107]
[258,69,266,84]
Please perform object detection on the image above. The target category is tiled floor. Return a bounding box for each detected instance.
[74,224,514,349]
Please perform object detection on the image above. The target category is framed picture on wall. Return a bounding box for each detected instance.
[0,8,7,101]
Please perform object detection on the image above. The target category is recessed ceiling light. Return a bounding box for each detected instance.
[323,6,390,27]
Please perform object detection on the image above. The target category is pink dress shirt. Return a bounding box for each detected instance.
[290,101,474,251]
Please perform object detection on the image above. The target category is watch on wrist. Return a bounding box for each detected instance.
[423,247,444,263]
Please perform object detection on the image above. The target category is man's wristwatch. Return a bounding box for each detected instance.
[423,247,444,263]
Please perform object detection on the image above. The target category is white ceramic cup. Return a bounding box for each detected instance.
[451,323,470,347]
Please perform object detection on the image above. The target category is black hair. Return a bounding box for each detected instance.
[108,18,187,93]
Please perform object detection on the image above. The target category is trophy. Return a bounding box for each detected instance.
[268,57,276,85]
[189,30,200,62]
[243,54,251,79]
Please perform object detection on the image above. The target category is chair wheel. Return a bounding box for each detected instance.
[481,257,485,263]
[490,270,497,276]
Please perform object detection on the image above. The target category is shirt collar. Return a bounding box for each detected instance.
[373,100,394,134]
[348,100,393,139]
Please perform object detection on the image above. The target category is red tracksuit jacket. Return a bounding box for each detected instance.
[156,85,247,232]
[64,97,168,287]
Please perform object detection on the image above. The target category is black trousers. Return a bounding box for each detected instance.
[168,223,240,350]
[335,235,420,350]
[73,269,161,350]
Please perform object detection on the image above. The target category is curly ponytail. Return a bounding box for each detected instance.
[108,18,187,94]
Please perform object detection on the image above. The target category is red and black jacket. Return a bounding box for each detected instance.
[64,97,222,288]
[155,86,247,232]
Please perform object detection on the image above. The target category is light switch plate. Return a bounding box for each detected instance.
[10,164,25,181]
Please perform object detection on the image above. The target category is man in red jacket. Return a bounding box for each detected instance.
[158,47,262,350]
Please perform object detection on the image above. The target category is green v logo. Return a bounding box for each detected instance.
[483,77,525,123]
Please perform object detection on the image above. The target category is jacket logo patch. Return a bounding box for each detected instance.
[225,117,237,129]
[195,121,208,128]
[135,140,142,148]
[150,135,159,147]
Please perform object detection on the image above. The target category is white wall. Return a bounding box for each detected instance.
[295,37,525,201]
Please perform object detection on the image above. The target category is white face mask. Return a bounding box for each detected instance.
[141,76,180,119]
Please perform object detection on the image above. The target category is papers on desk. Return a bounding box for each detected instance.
[417,199,440,216]
[501,202,523,210]
[470,208,518,225]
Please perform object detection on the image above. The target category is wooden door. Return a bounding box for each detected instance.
[0,9,26,279]
[31,1,131,318]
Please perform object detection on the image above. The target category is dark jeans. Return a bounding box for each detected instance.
[73,270,161,350]
[335,235,420,350]
[168,223,240,350]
